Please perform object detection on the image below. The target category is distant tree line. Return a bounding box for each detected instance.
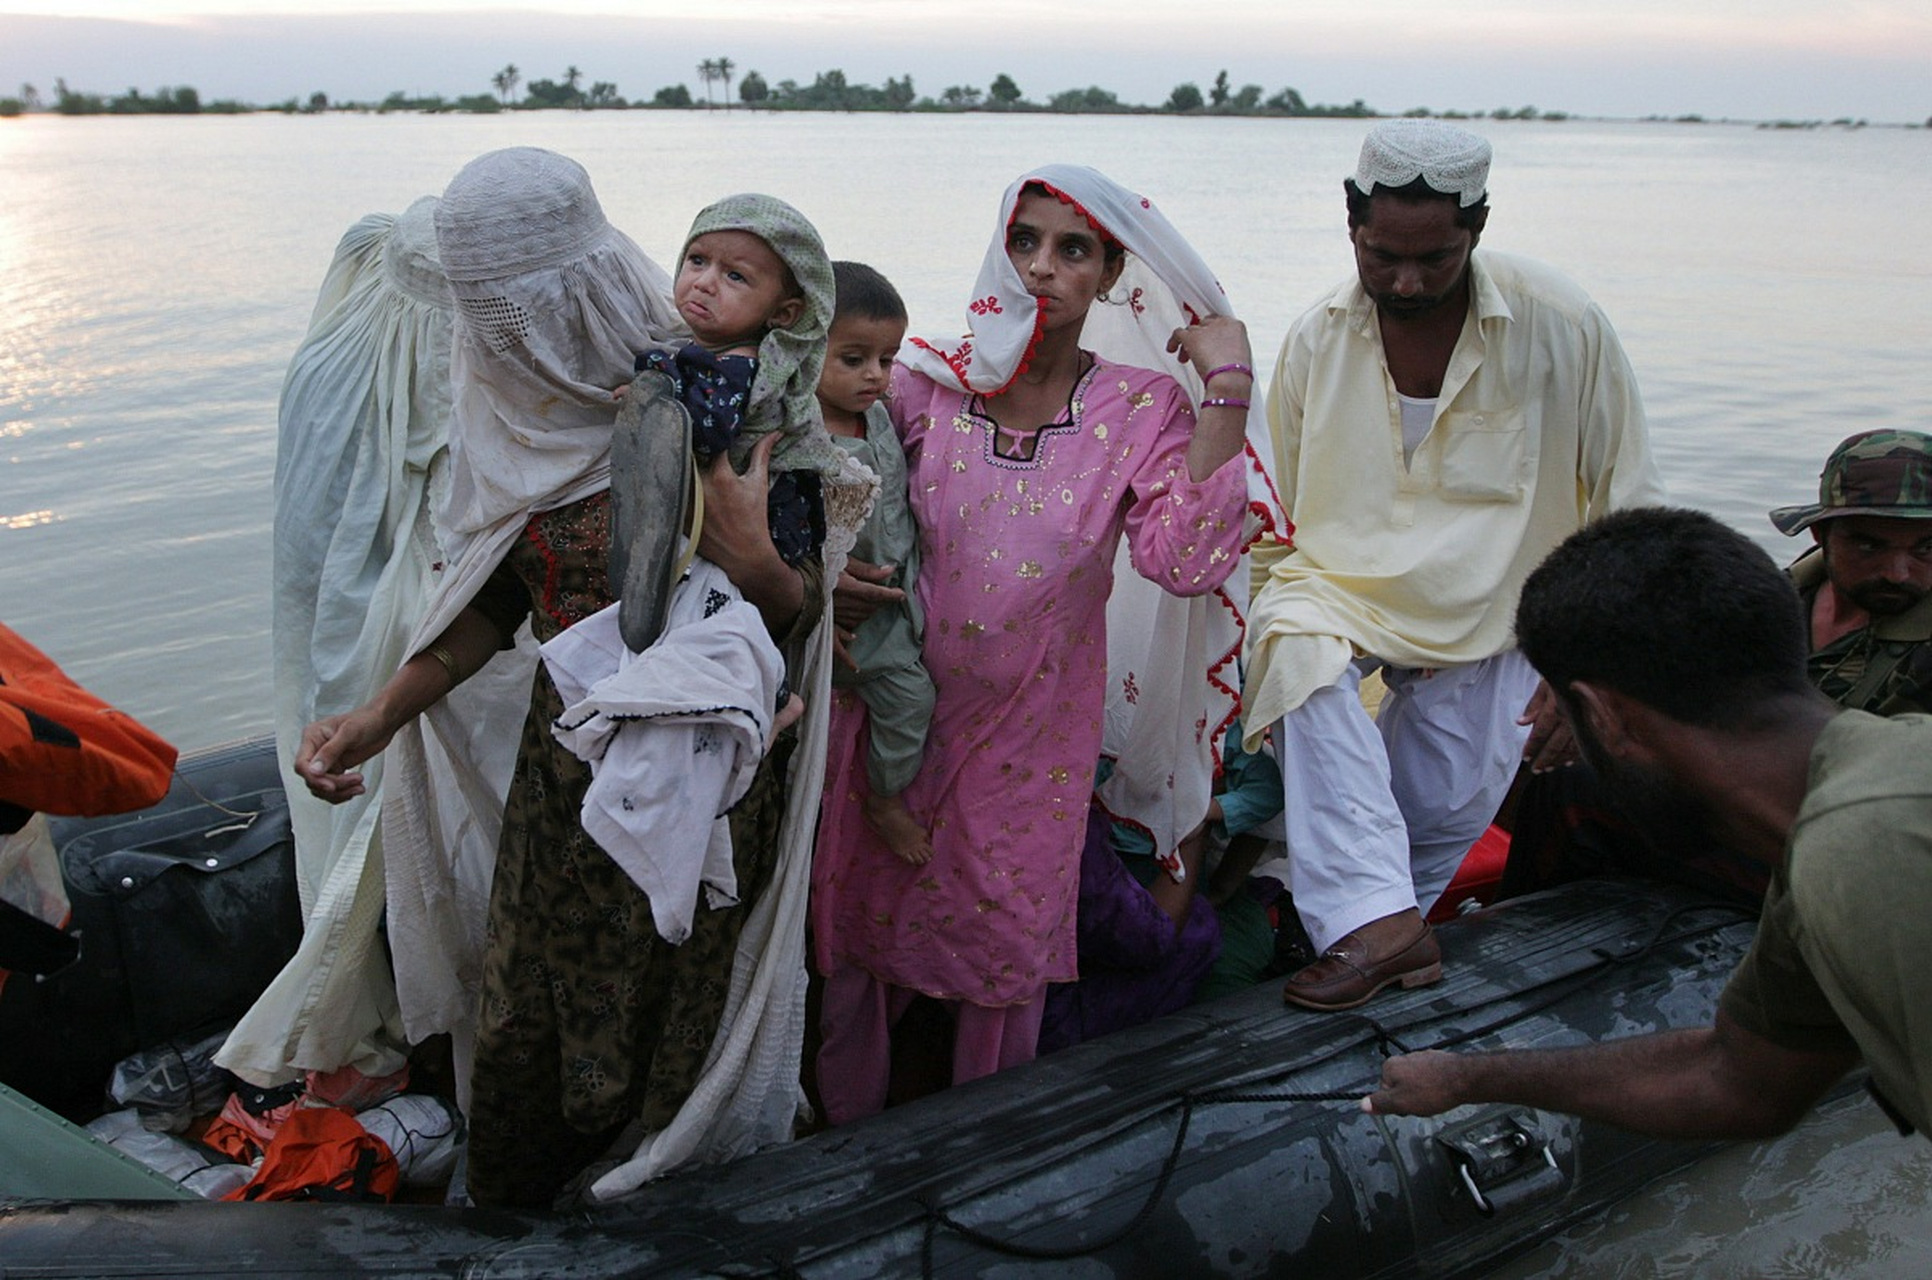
[689,64,1382,116]
[0,62,1617,122]
[0,64,1409,119]
[0,78,251,116]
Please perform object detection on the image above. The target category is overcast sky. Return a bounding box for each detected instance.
[2,1,1928,122]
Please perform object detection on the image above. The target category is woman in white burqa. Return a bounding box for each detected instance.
[294,148,866,1207]
[218,197,523,1093]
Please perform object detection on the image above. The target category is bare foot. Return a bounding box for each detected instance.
[863,791,933,865]
[773,693,805,735]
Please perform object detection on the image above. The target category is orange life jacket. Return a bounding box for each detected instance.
[0,623,177,821]
[225,1107,401,1203]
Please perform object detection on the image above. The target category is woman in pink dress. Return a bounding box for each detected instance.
[812,165,1265,1123]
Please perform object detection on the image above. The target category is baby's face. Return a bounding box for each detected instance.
[817,314,906,422]
[675,230,801,349]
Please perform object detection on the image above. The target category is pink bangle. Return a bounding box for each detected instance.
[1202,362,1253,384]
[1199,396,1250,410]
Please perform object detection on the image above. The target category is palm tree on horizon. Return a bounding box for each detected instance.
[491,63,520,105]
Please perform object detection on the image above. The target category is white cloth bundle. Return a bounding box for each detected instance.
[540,565,783,946]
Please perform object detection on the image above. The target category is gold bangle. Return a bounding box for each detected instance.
[424,643,459,683]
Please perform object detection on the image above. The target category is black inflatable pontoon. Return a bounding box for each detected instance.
[0,738,1773,1278]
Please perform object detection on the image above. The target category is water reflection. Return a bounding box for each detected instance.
[2,115,1927,737]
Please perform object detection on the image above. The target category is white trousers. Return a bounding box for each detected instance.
[1273,650,1538,953]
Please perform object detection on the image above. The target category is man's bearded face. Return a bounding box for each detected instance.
[1819,515,1932,617]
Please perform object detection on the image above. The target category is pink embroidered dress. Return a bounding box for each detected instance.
[812,357,1247,1006]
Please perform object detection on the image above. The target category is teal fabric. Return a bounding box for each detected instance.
[0,1083,198,1202]
[1103,719,1283,857]
[1195,889,1278,1002]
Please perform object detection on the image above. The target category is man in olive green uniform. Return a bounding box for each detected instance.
[1367,507,1932,1142]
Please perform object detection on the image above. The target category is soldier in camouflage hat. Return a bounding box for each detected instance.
[1498,431,1932,908]
[1771,429,1932,718]
[1770,429,1932,535]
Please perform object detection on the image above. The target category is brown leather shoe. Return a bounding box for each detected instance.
[1281,909,1442,1011]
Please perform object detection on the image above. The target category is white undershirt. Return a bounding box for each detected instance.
[1397,392,1437,467]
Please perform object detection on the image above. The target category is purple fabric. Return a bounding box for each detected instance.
[1039,808,1223,1054]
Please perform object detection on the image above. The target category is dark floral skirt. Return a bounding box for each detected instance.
[464,667,790,1208]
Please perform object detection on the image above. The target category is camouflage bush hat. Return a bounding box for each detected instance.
[1769,429,1932,534]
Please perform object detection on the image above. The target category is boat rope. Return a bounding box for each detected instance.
[1412,901,1754,1056]
[1191,900,1750,1104]
[868,898,1754,1279]
[722,900,1752,1278]
[916,1094,1196,1267]
[172,767,260,820]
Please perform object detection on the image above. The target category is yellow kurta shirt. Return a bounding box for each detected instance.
[1244,250,1664,748]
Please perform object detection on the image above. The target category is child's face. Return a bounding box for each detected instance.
[675,230,803,350]
[817,313,906,420]
[1004,191,1124,334]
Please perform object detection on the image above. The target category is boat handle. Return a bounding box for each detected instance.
[1456,1142,1558,1215]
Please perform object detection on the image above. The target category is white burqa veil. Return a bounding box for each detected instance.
[902,164,1285,875]
[220,198,452,1086]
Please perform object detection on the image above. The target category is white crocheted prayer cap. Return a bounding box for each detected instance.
[1353,119,1491,208]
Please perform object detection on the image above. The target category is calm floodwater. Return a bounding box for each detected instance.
[3,111,1929,1269]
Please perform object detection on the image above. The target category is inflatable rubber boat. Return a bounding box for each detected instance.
[0,736,1778,1278]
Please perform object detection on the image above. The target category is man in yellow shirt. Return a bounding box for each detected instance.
[1245,120,1664,1010]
